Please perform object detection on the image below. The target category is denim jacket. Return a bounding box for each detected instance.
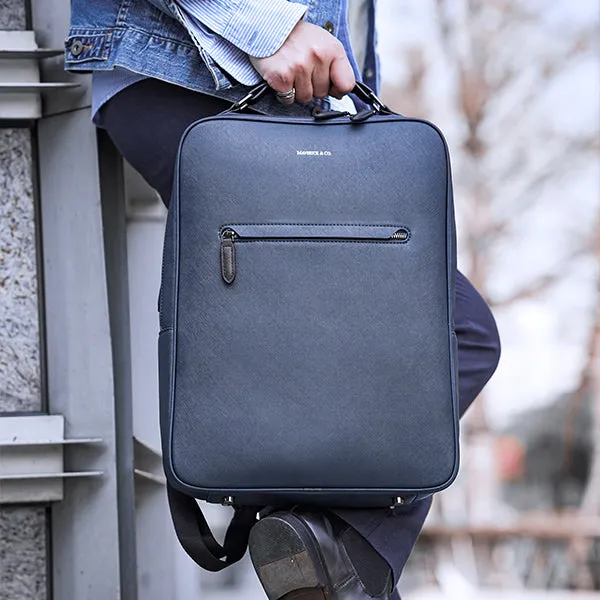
[66,0,380,115]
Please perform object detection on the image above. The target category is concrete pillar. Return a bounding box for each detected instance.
[0,2,48,597]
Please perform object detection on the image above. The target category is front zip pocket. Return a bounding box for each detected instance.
[219,223,410,284]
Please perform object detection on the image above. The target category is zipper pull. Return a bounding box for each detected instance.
[220,229,236,284]
[391,228,410,242]
[350,108,377,123]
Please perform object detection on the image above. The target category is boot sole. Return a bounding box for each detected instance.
[249,513,330,600]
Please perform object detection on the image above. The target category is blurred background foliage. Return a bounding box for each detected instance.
[378,0,600,594]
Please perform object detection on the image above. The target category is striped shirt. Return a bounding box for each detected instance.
[171,0,309,86]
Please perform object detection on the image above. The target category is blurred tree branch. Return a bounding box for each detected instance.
[567,206,600,588]
[490,245,592,309]
[384,0,600,588]
[582,209,600,518]
[428,0,599,373]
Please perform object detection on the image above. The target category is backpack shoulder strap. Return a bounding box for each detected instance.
[167,483,259,571]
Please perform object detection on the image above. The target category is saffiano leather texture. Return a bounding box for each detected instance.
[158,92,459,570]
[160,111,459,507]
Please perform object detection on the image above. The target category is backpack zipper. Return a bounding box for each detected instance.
[390,229,409,241]
[219,226,410,285]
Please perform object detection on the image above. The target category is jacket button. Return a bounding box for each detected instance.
[323,21,335,34]
[70,40,84,57]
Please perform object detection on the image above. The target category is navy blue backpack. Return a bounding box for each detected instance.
[158,83,459,571]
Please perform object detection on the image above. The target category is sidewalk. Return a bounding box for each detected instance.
[199,562,600,600]
[410,592,600,600]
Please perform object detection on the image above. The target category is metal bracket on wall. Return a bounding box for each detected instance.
[0,30,79,121]
[133,437,166,486]
[0,415,103,504]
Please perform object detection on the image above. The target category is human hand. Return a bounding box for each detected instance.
[249,20,355,105]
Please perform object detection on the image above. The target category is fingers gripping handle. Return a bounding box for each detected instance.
[226,81,394,116]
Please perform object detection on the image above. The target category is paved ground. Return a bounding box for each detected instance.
[199,564,600,600]
[411,592,600,600]
[202,587,600,600]
[197,548,600,600]
[199,556,266,600]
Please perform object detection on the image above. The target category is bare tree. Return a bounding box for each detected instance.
[581,210,600,516]
[383,0,598,431]
[567,207,600,588]
[381,0,600,589]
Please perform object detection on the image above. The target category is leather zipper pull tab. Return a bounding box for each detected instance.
[220,229,236,284]
[350,108,376,123]
[313,109,350,121]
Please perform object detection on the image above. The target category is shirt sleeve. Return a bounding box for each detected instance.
[175,0,308,58]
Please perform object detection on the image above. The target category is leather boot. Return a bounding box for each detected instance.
[248,508,393,600]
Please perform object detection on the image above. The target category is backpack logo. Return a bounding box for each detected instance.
[296,150,332,156]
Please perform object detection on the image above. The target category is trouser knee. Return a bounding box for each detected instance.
[455,272,501,413]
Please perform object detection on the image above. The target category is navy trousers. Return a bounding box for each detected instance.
[100,78,501,594]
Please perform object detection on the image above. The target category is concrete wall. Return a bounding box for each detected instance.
[0,1,48,598]
[0,0,26,30]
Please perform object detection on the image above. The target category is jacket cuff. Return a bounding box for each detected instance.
[223,0,308,58]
